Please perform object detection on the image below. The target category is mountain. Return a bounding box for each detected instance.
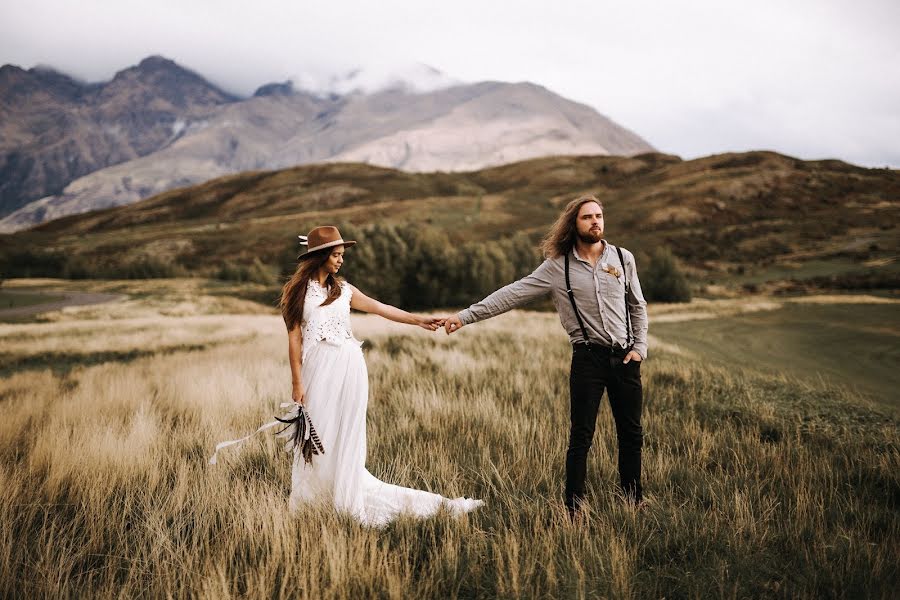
[0,56,237,218]
[0,57,654,231]
[3,152,897,295]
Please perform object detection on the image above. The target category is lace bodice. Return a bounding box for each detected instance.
[302,280,360,350]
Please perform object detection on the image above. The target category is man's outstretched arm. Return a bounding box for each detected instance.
[445,259,553,334]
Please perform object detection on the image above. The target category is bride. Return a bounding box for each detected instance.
[212,226,484,528]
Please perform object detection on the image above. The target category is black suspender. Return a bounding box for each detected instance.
[564,245,633,349]
[615,245,633,348]
[564,252,592,349]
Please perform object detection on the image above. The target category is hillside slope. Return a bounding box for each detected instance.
[3,152,897,294]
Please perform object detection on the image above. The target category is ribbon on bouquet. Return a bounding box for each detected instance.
[208,402,325,465]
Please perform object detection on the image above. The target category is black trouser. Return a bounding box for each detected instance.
[565,343,643,511]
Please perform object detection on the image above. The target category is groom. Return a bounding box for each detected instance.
[443,195,649,516]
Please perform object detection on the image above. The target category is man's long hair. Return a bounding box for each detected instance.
[279,249,342,332]
[539,195,604,258]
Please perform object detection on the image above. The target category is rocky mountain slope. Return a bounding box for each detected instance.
[0,56,236,217]
[0,57,654,231]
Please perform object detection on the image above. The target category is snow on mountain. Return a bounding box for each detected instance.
[291,63,462,96]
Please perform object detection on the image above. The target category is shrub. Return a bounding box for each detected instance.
[641,247,692,302]
[102,257,186,279]
[0,247,191,280]
[216,258,277,284]
[0,249,67,278]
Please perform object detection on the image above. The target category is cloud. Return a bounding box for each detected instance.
[1,0,898,167]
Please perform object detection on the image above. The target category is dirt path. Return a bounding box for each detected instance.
[0,290,127,318]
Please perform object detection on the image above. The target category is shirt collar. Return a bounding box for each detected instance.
[572,239,607,264]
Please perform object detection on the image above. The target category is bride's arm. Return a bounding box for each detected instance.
[287,324,305,404]
[349,284,444,331]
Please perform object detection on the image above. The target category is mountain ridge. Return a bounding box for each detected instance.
[0,56,654,229]
[0,55,237,218]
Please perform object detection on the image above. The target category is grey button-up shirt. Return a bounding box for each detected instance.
[458,241,649,359]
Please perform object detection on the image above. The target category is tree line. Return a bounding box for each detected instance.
[294,223,543,310]
[0,223,690,306]
[285,223,691,307]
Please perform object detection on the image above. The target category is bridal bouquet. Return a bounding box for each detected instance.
[275,403,325,465]
[208,402,325,466]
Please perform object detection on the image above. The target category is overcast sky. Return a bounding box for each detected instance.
[3,0,899,168]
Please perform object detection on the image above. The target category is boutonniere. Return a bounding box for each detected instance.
[600,262,621,278]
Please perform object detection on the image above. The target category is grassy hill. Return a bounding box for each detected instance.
[2,151,898,295]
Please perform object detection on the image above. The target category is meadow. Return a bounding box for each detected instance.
[1,284,898,598]
[651,298,900,409]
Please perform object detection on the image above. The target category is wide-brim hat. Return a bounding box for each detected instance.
[297,225,356,260]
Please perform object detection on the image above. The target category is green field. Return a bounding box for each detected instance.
[652,302,900,409]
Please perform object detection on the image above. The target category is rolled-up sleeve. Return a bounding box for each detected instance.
[624,250,649,359]
[458,259,553,325]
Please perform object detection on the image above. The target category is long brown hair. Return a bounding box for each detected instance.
[539,195,604,258]
[279,248,343,332]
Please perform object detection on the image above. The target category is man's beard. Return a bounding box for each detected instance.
[577,229,603,244]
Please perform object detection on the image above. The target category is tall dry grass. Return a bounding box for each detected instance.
[1,309,898,598]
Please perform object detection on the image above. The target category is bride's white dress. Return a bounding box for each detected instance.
[211,279,484,528]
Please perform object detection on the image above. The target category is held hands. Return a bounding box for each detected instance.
[414,314,463,333]
[443,314,463,335]
[417,316,446,331]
